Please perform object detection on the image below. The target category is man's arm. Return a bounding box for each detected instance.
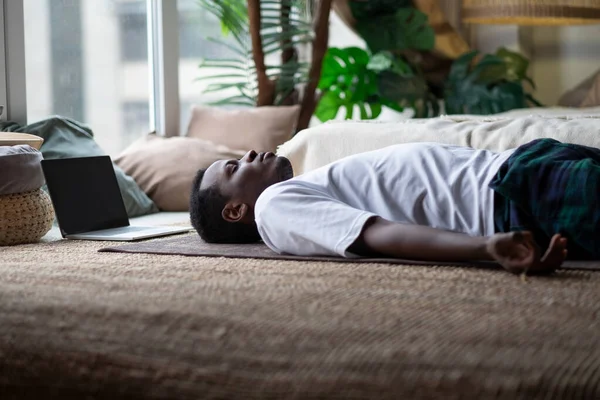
[349,217,568,274]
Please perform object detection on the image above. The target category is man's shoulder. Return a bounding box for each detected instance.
[255,176,330,218]
[255,178,302,212]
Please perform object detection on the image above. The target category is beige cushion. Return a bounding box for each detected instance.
[185,105,300,153]
[114,133,245,212]
[559,69,600,108]
[581,73,600,108]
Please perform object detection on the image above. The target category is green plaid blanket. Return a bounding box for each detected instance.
[491,138,600,259]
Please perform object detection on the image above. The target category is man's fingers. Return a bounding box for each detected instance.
[504,240,537,274]
[512,231,532,244]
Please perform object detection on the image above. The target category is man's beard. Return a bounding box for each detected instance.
[275,156,294,182]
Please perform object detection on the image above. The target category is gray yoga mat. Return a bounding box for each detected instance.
[98,234,600,271]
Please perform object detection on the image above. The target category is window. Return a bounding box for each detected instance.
[178,0,237,130]
[179,6,235,59]
[4,0,378,148]
[123,101,150,140]
[119,5,148,62]
[23,0,152,155]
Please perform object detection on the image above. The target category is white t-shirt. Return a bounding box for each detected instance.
[255,143,515,257]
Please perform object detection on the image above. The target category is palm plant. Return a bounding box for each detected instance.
[196,0,255,106]
[197,0,332,132]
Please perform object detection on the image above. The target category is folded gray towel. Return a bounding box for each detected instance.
[0,144,45,196]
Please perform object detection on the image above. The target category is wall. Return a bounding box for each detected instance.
[522,25,600,105]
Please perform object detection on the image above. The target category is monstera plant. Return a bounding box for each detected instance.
[315,2,439,120]
[444,48,542,114]
[315,47,381,121]
[315,0,541,121]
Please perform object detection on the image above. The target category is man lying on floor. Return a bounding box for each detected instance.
[189,138,600,275]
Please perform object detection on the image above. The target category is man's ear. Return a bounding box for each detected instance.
[222,202,250,223]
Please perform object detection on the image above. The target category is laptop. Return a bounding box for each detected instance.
[41,156,191,241]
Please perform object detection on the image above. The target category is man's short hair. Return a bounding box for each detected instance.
[189,169,262,244]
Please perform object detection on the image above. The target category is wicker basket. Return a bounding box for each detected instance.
[0,189,55,246]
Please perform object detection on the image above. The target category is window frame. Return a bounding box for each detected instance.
[0,0,180,136]
[1,0,27,123]
[0,0,6,121]
[147,0,180,137]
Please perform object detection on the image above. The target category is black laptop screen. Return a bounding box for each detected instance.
[41,156,130,235]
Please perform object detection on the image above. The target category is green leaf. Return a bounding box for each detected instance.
[369,102,383,119]
[357,8,435,53]
[260,16,312,28]
[448,51,478,81]
[377,71,428,102]
[349,0,412,19]
[495,47,531,82]
[357,102,383,119]
[381,98,404,113]
[367,52,393,73]
[315,90,345,122]
[471,54,508,84]
[367,52,413,76]
[205,37,249,57]
[490,81,527,110]
[316,47,385,122]
[194,73,249,81]
[263,38,313,55]
[358,103,368,119]
[260,28,310,45]
[199,57,247,65]
[344,104,354,119]
[204,82,248,93]
[198,0,248,41]
[198,59,248,70]
[444,50,535,115]
[317,54,343,88]
[345,46,370,65]
[318,47,373,90]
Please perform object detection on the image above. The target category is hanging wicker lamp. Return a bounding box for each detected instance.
[463,0,600,25]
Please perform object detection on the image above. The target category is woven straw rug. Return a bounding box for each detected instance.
[1,233,599,399]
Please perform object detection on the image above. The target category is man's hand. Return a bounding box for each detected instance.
[486,232,568,275]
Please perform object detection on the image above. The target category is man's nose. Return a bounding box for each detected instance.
[243,150,257,162]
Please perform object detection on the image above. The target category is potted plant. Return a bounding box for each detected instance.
[315,0,541,121]
[197,0,333,132]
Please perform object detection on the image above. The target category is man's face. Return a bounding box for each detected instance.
[201,150,293,208]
